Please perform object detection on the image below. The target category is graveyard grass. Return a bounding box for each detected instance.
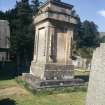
[74,69,90,76]
[0,79,87,105]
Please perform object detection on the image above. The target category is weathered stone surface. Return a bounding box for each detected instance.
[34,0,77,24]
[0,20,10,61]
[26,0,83,88]
[86,43,105,105]
[72,56,90,69]
[23,73,84,89]
[44,64,74,80]
[30,0,76,80]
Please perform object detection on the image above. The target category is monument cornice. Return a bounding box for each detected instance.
[39,0,73,10]
[34,11,77,25]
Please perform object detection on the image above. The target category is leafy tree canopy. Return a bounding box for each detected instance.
[0,0,40,64]
[73,19,100,59]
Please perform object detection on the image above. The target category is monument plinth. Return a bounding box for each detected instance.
[24,0,83,88]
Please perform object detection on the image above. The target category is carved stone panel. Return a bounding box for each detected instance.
[57,28,67,63]
[37,28,46,63]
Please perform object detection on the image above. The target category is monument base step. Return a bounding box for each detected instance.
[23,73,85,89]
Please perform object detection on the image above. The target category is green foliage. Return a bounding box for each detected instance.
[0,11,6,19]
[31,0,40,14]
[100,36,105,43]
[0,0,40,66]
[74,17,83,49]
[81,20,100,48]
[77,47,93,59]
[0,0,40,74]
[75,20,100,49]
[74,19,100,59]
[11,0,34,62]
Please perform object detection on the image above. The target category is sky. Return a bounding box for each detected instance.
[0,0,105,32]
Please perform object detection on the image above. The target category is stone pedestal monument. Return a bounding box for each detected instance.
[24,0,83,88]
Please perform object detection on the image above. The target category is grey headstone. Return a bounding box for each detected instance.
[86,43,105,105]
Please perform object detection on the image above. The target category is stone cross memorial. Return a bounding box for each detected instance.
[24,0,83,88]
[86,43,105,105]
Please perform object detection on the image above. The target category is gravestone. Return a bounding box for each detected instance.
[86,43,105,105]
[72,56,88,69]
[23,0,84,89]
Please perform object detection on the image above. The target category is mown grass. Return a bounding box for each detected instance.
[11,91,86,105]
[0,79,17,89]
[0,78,87,105]
[74,69,90,76]
[0,69,88,105]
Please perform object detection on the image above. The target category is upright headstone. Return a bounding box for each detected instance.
[86,43,105,105]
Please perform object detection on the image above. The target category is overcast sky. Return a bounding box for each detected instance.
[0,0,105,32]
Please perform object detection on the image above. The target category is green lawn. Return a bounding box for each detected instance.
[74,70,90,76]
[0,79,86,105]
[0,79,17,89]
[13,92,86,105]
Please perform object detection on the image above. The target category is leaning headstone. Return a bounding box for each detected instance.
[86,43,105,105]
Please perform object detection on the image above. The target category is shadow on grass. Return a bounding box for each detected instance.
[75,75,89,82]
[0,71,16,80]
[0,61,30,81]
[0,98,16,105]
[0,62,17,80]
